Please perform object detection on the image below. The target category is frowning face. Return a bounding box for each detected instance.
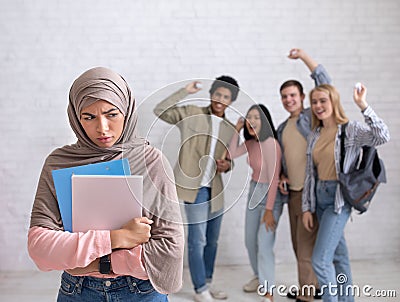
[79,100,124,148]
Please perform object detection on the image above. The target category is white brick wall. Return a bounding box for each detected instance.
[0,0,399,270]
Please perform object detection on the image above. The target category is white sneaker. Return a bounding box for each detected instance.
[243,276,259,293]
[194,290,214,302]
[209,284,228,300]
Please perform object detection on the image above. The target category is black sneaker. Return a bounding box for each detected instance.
[287,291,322,301]
[287,295,307,302]
[287,289,322,300]
[286,292,297,299]
[314,289,323,300]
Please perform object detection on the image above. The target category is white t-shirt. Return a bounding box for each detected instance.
[200,115,221,187]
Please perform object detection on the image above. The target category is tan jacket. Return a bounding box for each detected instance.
[154,88,235,212]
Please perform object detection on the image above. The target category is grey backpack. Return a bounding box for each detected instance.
[338,123,386,214]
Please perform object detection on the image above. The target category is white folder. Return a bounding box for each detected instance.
[72,175,143,232]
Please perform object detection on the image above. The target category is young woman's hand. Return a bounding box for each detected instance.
[262,210,276,232]
[353,83,368,111]
[110,217,153,250]
[235,117,245,131]
[302,211,314,232]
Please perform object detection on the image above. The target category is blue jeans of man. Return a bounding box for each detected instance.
[312,180,354,302]
[57,272,168,302]
[245,181,283,292]
[184,187,223,293]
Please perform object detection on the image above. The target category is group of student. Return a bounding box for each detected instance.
[28,49,390,302]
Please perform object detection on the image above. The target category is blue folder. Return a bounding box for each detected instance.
[52,158,131,232]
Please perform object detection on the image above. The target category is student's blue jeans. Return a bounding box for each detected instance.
[245,181,283,292]
[184,187,223,293]
[57,272,168,302]
[312,180,354,302]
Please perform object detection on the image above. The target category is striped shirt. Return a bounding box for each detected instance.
[302,106,390,213]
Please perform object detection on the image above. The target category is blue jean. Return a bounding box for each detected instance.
[312,180,354,302]
[245,181,283,291]
[184,187,223,293]
[57,272,168,302]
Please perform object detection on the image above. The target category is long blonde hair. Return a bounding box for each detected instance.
[310,84,349,129]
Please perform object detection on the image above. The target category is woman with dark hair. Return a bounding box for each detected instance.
[228,104,282,302]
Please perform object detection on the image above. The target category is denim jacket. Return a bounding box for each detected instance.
[276,64,332,178]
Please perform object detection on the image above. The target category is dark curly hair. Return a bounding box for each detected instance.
[209,75,240,102]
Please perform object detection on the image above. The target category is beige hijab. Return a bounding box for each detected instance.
[30,67,184,294]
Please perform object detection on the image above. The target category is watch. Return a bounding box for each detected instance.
[99,255,111,274]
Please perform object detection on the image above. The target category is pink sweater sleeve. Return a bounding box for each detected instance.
[28,226,112,271]
[263,138,282,210]
[28,226,148,278]
[227,131,248,159]
[111,248,148,279]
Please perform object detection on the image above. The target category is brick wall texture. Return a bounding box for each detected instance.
[0,0,399,270]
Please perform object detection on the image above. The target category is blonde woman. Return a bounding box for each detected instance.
[302,84,389,302]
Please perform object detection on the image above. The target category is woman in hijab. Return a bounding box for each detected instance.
[28,67,184,302]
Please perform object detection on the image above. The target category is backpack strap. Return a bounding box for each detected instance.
[340,122,348,173]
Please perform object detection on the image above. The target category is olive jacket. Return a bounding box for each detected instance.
[154,88,235,212]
